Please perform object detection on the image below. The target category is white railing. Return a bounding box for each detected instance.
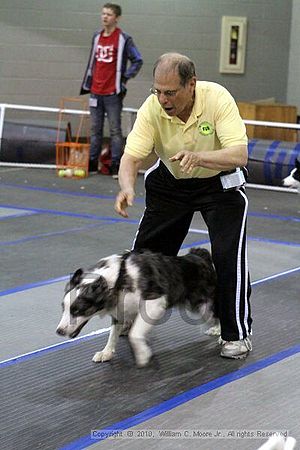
[0,102,138,144]
[0,102,138,169]
[0,102,299,193]
[2,102,300,130]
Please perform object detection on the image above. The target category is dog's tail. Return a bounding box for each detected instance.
[188,247,213,265]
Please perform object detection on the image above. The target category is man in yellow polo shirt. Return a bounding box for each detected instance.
[115,52,252,359]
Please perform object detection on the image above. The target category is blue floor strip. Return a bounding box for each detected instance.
[1,224,299,251]
[0,330,109,369]
[249,236,300,247]
[0,275,69,297]
[0,182,121,199]
[249,211,300,223]
[1,202,300,224]
[1,242,299,299]
[59,344,300,450]
[0,221,116,249]
[0,182,145,203]
[0,203,139,223]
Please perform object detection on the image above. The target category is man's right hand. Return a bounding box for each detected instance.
[114,190,135,218]
[115,153,141,217]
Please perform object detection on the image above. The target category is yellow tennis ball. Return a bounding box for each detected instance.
[58,169,65,177]
[74,169,85,177]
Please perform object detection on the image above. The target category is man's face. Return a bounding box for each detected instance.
[101,7,118,28]
[152,69,196,119]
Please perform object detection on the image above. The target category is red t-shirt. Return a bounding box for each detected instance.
[91,28,120,95]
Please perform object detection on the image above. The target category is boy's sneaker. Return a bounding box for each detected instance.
[219,336,252,359]
[110,163,119,179]
[88,159,99,173]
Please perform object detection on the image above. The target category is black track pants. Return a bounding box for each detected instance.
[132,162,252,341]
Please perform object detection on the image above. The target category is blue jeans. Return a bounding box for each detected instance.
[89,93,123,165]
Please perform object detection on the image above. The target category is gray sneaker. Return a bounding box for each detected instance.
[219,336,252,359]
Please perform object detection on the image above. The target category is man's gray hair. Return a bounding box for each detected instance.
[153,53,196,86]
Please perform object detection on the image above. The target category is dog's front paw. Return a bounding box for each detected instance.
[134,346,153,368]
[205,323,221,336]
[129,333,153,368]
[92,350,114,363]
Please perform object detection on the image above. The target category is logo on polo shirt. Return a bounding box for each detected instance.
[199,121,214,136]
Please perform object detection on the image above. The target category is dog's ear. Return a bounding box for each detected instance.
[295,158,300,169]
[70,268,84,288]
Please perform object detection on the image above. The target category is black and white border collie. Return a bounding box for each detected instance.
[56,248,219,367]
[282,158,300,189]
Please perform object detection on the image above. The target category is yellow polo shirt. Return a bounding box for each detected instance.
[124,81,247,179]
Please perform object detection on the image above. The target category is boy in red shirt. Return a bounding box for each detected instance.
[80,3,143,178]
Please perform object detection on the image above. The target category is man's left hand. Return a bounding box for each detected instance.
[169,151,200,174]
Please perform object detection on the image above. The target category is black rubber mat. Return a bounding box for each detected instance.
[1,272,299,450]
